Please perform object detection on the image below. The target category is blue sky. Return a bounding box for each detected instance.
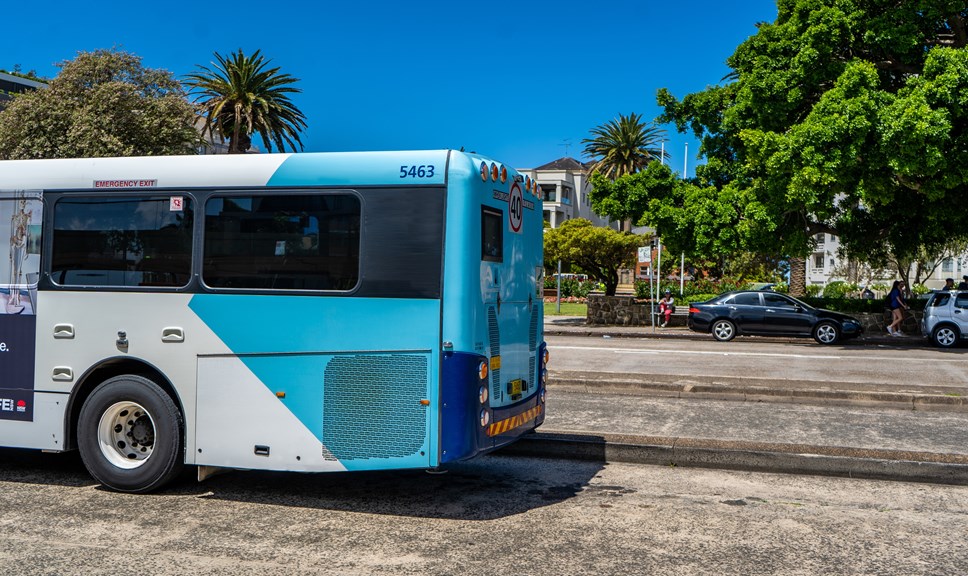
[5,1,777,175]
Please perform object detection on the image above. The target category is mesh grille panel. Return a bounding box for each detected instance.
[488,306,501,400]
[529,305,539,351]
[322,354,427,460]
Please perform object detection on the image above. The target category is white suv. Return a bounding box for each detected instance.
[922,290,968,348]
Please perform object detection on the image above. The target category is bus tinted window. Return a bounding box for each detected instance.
[203,194,361,291]
[482,207,503,262]
[51,196,193,287]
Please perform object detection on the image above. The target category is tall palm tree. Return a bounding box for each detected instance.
[581,112,668,179]
[185,49,307,154]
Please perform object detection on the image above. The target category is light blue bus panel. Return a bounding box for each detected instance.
[190,295,440,473]
[439,153,547,463]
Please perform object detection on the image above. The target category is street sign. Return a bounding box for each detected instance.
[638,247,651,263]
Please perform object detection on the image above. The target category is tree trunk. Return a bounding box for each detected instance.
[789,256,806,296]
[228,132,252,154]
[602,273,619,296]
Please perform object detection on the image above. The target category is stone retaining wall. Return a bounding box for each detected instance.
[586,294,924,335]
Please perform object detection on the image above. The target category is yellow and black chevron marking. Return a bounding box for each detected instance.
[486,404,543,437]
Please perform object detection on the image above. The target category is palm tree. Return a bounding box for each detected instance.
[185,49,307,154]
[581,112,668,179]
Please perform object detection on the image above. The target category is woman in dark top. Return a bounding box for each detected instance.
[887,280,909,336]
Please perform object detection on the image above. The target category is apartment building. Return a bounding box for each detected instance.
[517,157,613,229]
[0,72,46,109]
[808,232,966,289]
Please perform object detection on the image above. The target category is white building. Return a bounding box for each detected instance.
[808,232,966,289]
[518,157,614,229]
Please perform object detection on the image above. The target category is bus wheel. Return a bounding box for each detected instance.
[77,375,183,493]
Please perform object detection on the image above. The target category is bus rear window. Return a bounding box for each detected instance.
[203,194,361,291]
[51,196,193,288]
[482,207,503,262]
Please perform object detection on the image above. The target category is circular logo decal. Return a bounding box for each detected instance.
[508,183,523,233]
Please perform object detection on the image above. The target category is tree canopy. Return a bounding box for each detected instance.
[0,49,199,159]
[185,49,307,154]
[596,1,968,291]
[581,112,668,179]
[543,218,647,296]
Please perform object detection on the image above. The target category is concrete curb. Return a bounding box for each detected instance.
[550,370,968,411]
[501,430,968,486]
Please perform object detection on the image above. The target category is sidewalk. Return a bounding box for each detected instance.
[543,315,925,345]
[502,315,968,485]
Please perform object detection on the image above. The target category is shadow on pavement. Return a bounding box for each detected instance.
[185,454,605,520]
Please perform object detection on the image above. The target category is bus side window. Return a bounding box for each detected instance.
[51,195,193,288]
[481,208,503,263]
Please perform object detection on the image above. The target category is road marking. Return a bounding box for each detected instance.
[550,345,968,363]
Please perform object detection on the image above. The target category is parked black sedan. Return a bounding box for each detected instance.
[687,290,864,344]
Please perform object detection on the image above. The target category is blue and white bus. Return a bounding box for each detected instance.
[0,150,547,492]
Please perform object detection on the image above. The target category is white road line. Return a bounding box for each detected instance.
[549,345,968,363]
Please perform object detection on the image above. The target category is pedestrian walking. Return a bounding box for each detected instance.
[886,280,909,336]
[958,275,968,290]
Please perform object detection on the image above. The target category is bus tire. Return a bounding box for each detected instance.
[77,375,183,493]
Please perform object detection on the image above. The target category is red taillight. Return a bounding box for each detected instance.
[689,307,701,314]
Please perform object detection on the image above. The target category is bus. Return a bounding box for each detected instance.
[0,150,547,492]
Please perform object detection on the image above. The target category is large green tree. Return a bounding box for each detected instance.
[637,1,968,294]
[544,218,647,296]
[0,49,199,159]
[185,49,307,154]
[581,112,668,179]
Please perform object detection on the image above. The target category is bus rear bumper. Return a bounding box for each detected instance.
[440,348,546,464]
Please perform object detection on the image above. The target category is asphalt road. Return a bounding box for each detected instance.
[1,449,966,575]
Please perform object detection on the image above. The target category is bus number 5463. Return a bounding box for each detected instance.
[400,165,435,178]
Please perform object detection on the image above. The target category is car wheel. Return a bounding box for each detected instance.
[813,321,840,345]
[711,319,736,342]
[932,325,959,348]
[77,375,184,493]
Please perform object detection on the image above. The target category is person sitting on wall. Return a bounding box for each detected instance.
[659,290,676,328]
[958,276,968,290]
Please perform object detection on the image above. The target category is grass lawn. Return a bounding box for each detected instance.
[544,301,588,316]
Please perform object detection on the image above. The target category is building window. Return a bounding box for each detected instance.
[815,233,825,246]
[943,258,954,273]
[813,253,824,269]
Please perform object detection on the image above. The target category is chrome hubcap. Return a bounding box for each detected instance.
[97,402,155,469]
[714,322,733,340]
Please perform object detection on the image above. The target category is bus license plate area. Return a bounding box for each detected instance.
[506,379,524,399]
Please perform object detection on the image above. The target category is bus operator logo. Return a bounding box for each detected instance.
[0,399,27,413]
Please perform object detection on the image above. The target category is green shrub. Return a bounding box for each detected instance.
[799,296,926,313]
[543,278,600,298]
[822,281,860,298]
[685,293,719,304]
